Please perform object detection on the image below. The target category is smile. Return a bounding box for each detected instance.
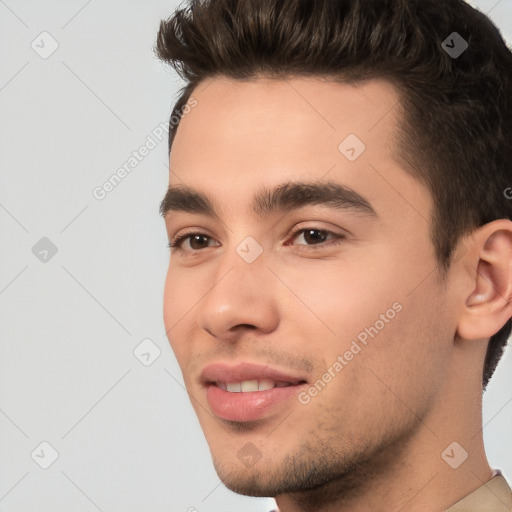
[216,379,297,392]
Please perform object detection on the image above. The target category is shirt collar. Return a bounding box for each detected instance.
[446,471,512,512]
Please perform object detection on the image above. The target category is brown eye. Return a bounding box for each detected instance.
[290,228,345,247]
[187,234,211,250]
[168,233,217,251]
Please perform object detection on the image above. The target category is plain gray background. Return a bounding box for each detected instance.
[0,1,511,510]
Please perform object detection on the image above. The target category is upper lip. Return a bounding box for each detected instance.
[200,361,308,386]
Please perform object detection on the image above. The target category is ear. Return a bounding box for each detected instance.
[456,219,512,341]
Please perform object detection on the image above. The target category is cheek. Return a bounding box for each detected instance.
[274,255,403,345]
[163,264,200,359]
[345,279,452,406]
[291,295,449,441]
[279,251,449,385]
[163,265,177,335]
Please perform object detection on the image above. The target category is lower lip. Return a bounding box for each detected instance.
[206,383,306,422]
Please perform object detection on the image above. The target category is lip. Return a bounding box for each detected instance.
[200,361,308,386]
[201,361,309,422]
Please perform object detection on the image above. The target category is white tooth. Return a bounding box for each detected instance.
[218,382,227,390]
[226,382,242,392]
[258,379,275,391]
[241,380,259,392]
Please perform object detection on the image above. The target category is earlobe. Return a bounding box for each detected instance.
[456,220,512,341]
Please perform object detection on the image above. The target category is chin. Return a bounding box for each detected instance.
[213,463,275,497]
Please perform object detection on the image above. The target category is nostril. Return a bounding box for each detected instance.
[230,324,257,331]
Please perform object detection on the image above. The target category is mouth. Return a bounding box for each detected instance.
[215,379,302,392]
[200,362,308,422]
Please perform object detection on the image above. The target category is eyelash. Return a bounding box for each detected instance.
[167,227,346,252]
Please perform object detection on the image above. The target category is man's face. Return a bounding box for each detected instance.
[162,77,457,496]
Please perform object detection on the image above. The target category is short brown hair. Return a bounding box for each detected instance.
[155,0,512,390]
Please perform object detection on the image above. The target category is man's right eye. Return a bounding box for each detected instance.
[167,232,218,251]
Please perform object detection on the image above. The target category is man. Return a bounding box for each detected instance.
[156,0,512,510]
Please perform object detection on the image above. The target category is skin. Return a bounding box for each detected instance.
[162,76,512,511]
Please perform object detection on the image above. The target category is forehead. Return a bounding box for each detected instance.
[170,76,400,172]
[168,75,429,223]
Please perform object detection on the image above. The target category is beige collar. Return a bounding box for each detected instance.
[446,474,512,512]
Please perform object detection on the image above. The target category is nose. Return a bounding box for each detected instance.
[196,247,280,341]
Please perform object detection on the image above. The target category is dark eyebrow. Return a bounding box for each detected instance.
[159,180,377,219]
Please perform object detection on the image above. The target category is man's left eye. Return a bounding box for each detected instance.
[288,228,345,247]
